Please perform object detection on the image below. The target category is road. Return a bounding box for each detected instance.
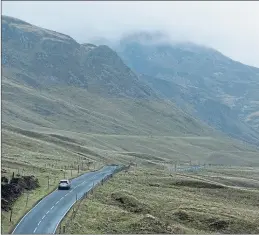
[12,165,119,234]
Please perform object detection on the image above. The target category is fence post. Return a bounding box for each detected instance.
[47,175,50,189]
[10,208,13,222]
[26,192,29,207]
[63,225,66,233]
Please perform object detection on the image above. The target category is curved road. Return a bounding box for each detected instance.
[12,165,119,234]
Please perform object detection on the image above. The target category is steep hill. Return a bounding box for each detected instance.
[99,32,259,145]
[2,15,214,137]
[2,15,259,169]
[2,16,155,99]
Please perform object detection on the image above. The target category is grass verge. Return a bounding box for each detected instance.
[61,166,259,234]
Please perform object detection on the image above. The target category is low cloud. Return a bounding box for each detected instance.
[2,1,259,67]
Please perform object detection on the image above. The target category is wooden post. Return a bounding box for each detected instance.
[26,192,29,207]
[10,208,13,222]
[12,172,15,179]
[63,225,65,233]
[47,175,50,189]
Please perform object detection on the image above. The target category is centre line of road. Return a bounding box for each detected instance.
[53,171,113,233]
[12,167,111,234]
[34,170,114,234]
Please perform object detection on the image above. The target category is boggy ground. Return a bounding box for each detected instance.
[61,166,259,234]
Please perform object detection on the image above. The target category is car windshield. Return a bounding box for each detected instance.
[60,180,68,184]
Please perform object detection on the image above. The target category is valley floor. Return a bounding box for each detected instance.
[2,125,259,233]
[60,166,259,234]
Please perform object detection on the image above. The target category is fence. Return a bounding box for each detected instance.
[56,164,130,234]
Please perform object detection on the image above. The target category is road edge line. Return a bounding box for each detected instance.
[10,166,106,234]
[53,165,126,234]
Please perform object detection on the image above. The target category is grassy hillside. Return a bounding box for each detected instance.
[102,32,259,145]
[61,166,259,234]
[2,15,259,234]
[2,15,259,175]
[2,15,218,137]
[2,16,153,99]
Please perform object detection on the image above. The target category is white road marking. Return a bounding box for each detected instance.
[12,187,59,234]
[51,206,54,210]
[38,221,41,226]
[56,201,59,205]
[42,215,46,220]
[14,167,114,234]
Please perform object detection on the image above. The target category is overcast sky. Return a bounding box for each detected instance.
[2,1,259,67]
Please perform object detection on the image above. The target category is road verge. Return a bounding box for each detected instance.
[55,165,130,234]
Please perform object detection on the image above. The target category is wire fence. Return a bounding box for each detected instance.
[56,164,130,234]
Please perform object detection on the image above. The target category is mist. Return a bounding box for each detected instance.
[2,1,259,67]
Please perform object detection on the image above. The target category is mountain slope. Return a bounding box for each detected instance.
[105,32,259,145]
[2,15,259,170]
[2,16,154,99]
[2,15,216,137]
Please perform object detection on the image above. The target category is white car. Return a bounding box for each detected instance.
[58,179,71,190]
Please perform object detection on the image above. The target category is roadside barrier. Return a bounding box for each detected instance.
[56,164,130,234]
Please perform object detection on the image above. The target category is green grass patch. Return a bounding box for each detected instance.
[61,166,259,234]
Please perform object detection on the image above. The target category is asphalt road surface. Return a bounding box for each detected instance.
[12,165,119,234]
